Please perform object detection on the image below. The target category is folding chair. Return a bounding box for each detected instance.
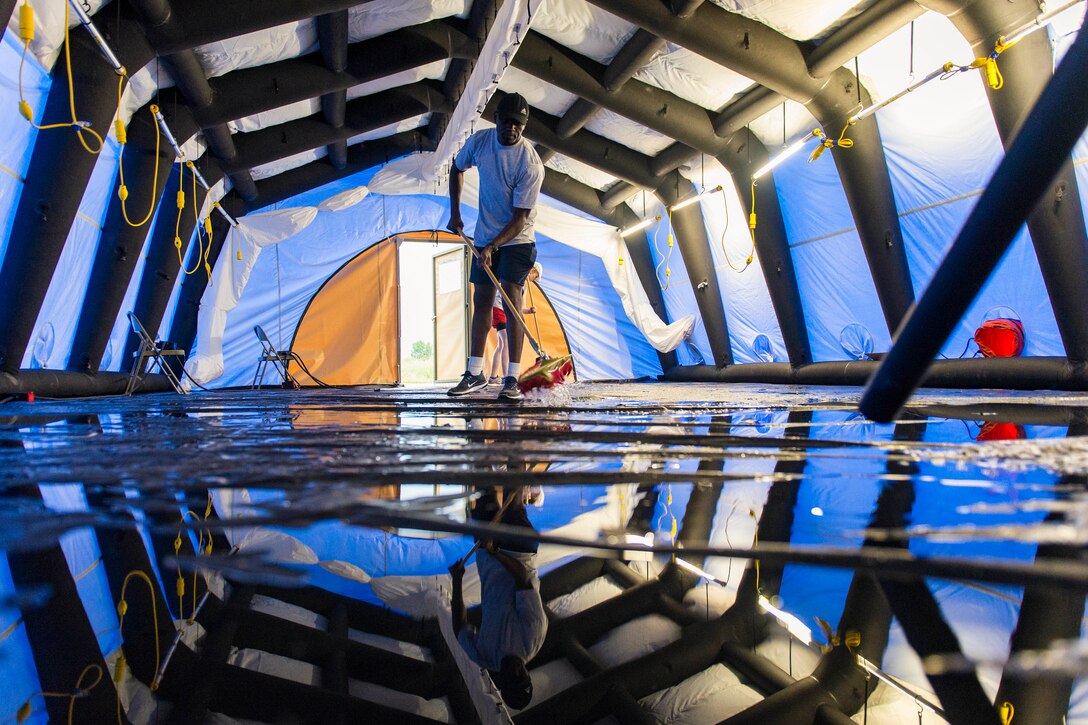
[252,325,302,389]
[126,312,187,395]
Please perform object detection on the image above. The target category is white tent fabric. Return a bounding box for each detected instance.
[431,0,538,181]
[368,153,696,352]
[185,207,317,384]
[186,150,692,385]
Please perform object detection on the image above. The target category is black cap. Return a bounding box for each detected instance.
[496,93,529,124]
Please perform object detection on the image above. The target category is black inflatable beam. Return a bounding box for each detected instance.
[196,20,472,129]
[514,31,727,157]
[930,2,1088,364]
[995,419,1088,724]
[859,20,1088,421]
[0,12,154,375]
[87,508,180,685]
[809,69,916,333]
[223,82,450,173]
[552,0,708,141]
[0,369,174,397]
[657,172,734,367]
[878,577,1002,725]
[67,98,179,374]
[316,10,350,170]
[428,0,500,144]
[806,0,924,77]
[540,168,678,371]
[717,133,812,366]
[669,357,1088,390]
[132,0,381,55]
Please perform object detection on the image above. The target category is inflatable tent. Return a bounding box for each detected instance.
[0,0,1087,723]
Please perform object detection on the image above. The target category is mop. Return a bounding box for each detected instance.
[460,234,573,393]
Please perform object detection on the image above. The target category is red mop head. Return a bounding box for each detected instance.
[517,355,573,393]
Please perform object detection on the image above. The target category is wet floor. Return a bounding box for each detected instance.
[3,381,1088,708]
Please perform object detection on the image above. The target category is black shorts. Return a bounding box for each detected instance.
[470,242,537,286]
[472,490,538,553]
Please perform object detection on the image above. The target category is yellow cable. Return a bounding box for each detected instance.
[62,2,103,155]
[115,570,161,692]
[661,209,674,290]
[720,185,752,273]
[748,180,758,250]
[116,103,162,227]
[17,663,104,725]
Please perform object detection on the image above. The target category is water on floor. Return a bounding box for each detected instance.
[2,381,1087,723]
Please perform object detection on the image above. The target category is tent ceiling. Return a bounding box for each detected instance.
[6,0,962,211]
[2,0,1086,383]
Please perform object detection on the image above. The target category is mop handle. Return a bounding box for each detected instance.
[459,233,548,360]
[456,487,524,567]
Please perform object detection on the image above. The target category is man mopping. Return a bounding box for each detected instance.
[446,92,545,401]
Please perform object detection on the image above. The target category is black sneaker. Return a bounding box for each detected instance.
[497,376,522,401]
[447,371,487,396]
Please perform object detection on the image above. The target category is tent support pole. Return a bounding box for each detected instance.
[316,10,349,170]
[123,165,221,363]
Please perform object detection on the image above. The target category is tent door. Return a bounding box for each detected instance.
[434,248,467,382]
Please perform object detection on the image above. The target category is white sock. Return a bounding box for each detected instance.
[468,357,484,375]
[506,362,522,378]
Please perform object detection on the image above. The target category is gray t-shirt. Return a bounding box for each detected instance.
[457,549,548,671]
[454,128,545,247]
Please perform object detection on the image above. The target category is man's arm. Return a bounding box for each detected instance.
[449,560,467,633]
[481,208,530,266]
[486,542,533,590]
[447,165,465,236]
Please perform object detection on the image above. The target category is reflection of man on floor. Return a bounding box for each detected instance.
[449,489,547,710]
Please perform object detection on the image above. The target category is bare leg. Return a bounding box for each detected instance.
[470,281,495,359]
[489,329,506,380]
[499,329,510,375]
[501,281,526,370]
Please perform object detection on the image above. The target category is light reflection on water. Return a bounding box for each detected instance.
[1,383,1087,699]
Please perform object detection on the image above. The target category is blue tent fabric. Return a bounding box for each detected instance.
[0,555,47,725]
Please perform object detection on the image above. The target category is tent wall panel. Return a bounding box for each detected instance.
[0,12,154,375]
[477,276,572,376]
[21,143,119,371]
[292,239,400,385]
[532,238,661,381]
[697,177,789,365]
